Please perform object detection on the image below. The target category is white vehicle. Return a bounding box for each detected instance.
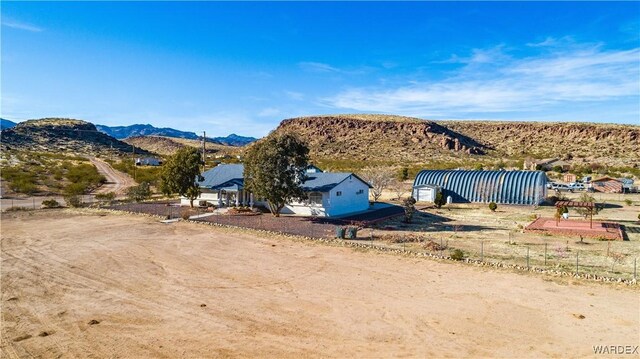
[568,182,585,191]
[551,183,573,192]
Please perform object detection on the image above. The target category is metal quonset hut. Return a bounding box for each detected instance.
[412,170,547,205]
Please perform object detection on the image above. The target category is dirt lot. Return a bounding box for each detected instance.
[1,210,638,358]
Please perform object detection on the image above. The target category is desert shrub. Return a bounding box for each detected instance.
[66,163,106,186]
[624,199,632,206]
[134,167,163,186]
[64,182,88,196]
[450,249,465,261]
[423,240,447,251]
[403,197,417,223]
[596,236,614,241]
[64,195,82,208]
[10,179,38,195]
[95,192,116,202]
[181,209,191,220]
[552,165,564,173]
[126,182,152,202]
[41,199,60,208]
[228,206,253,214]
[488,202,497,212]
[434,191,446,208]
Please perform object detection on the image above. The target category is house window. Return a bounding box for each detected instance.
[308,192,322,205]
[336,191,342,196]
[356,189,364,195]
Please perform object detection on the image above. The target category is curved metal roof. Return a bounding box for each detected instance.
[413,169,547,205]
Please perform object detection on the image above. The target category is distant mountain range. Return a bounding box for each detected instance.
[96,124,256,146]
[1,118,17,130]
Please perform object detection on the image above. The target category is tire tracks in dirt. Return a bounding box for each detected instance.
[89,157,135,198]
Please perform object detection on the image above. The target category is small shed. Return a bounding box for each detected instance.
[412,184,440,202]
[563,173,577,183]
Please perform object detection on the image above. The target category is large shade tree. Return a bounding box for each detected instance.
[243,133,309,216]
[160,147,203,207]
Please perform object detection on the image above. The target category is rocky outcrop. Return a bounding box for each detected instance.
[0,118,150,156]
[440,121,640,167]
[273,115,485,163]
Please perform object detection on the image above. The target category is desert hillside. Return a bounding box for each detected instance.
[124,135,242,158]
[439,121,639,167]
[271,114,639,170]
[273,114,485,164]
[0,118,150,157]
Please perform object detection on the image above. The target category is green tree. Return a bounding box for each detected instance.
[403,197,417,223]
[159,147,203,207]
[434,191,446,208]
[398,167,409,181]
[243,133,309,216]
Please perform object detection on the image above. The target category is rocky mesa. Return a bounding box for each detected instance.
[273,114,485,163]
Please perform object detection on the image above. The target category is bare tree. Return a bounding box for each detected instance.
[360,167,395,202]
[391,179,410,200]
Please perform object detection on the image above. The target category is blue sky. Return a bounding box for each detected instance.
[2,2,639,137]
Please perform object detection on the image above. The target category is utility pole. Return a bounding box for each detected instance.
[132,144,137,181]
[202,131,206,172]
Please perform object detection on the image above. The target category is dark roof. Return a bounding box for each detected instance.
[198,164,244,190]
[302,172,371,192]
[198,164,371,192]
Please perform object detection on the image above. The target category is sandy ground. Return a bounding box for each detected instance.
[1,210,638,358]
[89,157,135,197]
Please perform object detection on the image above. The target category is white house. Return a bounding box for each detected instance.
[180,164,372,217]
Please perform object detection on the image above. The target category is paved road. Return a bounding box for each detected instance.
[89,157,136,197]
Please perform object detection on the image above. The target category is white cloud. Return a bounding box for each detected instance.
[298,61,373,75]
[325,45,640,118]
[299,61,341,73]
[1,17,43,32]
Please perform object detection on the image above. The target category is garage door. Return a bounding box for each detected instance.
[416,187,433,202]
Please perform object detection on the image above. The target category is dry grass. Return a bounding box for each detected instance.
[368,192,640,279]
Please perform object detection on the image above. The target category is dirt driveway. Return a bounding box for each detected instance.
[1,210,638,358]
[89,157,135,197]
